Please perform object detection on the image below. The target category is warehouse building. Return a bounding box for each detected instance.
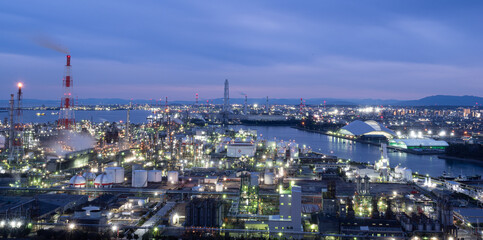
[389,138,449,150]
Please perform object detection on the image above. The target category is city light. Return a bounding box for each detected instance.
[1,18,479,239]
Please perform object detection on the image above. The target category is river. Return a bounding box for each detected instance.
[234,125,483,178]
[0,110,150,124]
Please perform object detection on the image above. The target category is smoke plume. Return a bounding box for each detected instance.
[32,34,69,54]
[49,131,95,157]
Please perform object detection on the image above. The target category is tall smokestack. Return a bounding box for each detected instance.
[223,79,229,113]
[244,95,248,115]
[266,96,269,113]
[9,82,24,163]
[300,98,304,115]
[59,55,75,129]
[165,96,168,113]
[14,83,24,160]
[223,79,229,124]
[196,93,199,106]
[16,83,23,124]
[8,94,14,163]
[126,101,131,144]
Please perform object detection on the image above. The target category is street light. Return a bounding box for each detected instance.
[69,223,75,230]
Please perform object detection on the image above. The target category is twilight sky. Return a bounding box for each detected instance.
[1,0,482,101]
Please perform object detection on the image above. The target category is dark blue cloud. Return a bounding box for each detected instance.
[0,0,482,100]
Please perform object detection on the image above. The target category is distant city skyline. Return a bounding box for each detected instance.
[1,1,483,100]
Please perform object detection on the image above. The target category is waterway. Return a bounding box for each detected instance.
[0,110,150,124]
[234,126,483,178]
[2,110,483,177]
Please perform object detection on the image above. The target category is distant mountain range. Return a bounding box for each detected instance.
[0,95,481,107]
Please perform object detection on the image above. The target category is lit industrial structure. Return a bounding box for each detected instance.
[389,138,449,150]
[338,120,397,139]
[0,78,479,240]
[59,54,75,129]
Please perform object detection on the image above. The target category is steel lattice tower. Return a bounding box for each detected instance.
[9,83,24,163]
[59,55,75,129]
[223,79,229,124]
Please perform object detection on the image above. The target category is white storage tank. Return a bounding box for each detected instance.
[132,170,148,187]
[69,175,86,188]
[148,170,162,182]
[105,167,124,184]
[215,182,224,192]
[94,172,113,188]
[264,172,275,185]
[403,169,413,181]
[250,172,259,186]
[167,171,179,184]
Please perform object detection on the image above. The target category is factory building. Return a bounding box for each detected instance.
[268,185,302,232]
[389,138,449,150]
[226,139,256,157]
[185,198,224,228]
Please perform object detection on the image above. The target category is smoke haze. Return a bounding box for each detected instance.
[32,34,69,54]
[50,131,95,157]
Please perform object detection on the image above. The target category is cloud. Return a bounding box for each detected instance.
[0,52,481,100]
[1,1,483,100]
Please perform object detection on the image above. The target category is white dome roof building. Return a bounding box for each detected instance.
[338,120,396,139]
[69,175,86,188]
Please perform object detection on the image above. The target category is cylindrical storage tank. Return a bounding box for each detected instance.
[215,182,224,192]
[69,175,86,188]
[264,172,275,185]
[105,167,124,184]
[167,171,179,184]
[132,170,148,187]
[148,170,162,182]
[250,172,259,186]
[94,172,113,188]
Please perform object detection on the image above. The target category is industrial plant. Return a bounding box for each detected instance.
[0,57,481,240]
